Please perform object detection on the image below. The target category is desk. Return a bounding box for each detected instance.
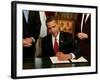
[23,57,90,69]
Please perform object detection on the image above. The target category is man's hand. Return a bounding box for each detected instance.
[56,52,72,61]
[23,38,33,47]
[77,32,88,40]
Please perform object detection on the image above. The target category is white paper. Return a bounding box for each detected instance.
[71,56,88,62]
[50,57,70,64]
[50,56,88,64]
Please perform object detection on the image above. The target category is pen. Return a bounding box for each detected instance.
[68,59,72,63]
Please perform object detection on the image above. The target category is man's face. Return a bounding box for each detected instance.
[47,20,59,37]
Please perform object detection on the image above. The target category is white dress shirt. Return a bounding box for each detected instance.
[23,10,29,23]
[52,32,60,48]
[39,11,47,38]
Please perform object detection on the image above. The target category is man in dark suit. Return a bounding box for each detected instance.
[23,10,41,59]
[42,16,81,61]
[75,13,91,61]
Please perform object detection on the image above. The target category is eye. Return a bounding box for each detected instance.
[48,27,51,30]
[52,26,55,28]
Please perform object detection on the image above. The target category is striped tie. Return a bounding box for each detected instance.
[54,37,59,54]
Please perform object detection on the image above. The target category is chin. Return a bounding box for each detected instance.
[52,32,58,37]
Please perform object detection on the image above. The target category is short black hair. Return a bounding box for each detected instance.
[46,16,57,23]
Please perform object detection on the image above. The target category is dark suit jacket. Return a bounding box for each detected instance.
[75,13,91,41]
[75,13,91,61]
[23,11,41,58]
[42,32,81,58]
[23,11,41,42]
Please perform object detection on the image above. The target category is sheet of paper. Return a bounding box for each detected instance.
[71,56,88,62]
[50,57,70,64]
[50,56,88,64]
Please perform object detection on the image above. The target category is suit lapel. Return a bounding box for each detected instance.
[28,11,32,25]
[59,32,64,51]
[83,14,90,33]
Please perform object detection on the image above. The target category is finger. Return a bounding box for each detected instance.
[58,54,65,61]
[23,45,30,47]
[23,40,28,45]
[23,43,32,47]
[56,52,62,56]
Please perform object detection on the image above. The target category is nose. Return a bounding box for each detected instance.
[51,27,53,31]
[51,27,55,32]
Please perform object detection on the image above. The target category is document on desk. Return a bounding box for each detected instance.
[50,56,88,64]
[71,56,88,62]
[50,57,70,64]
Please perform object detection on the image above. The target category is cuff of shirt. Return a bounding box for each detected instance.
[70,53,76,59]
[31,37,35,43]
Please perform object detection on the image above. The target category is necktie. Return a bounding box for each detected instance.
[54,37,59,54]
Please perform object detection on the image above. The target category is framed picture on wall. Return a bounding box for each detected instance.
[11,1,98,79]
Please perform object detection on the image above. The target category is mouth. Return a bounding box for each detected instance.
[52,31,58,37]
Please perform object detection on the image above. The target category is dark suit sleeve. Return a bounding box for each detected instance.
[41,38,48,57]
[70,34,82,59]
[41,37,51,57]
[72,40,82,59]
[41,35,55,57]
[69,35,81,59]
[28,11,41,43]
[61,32,81,59]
